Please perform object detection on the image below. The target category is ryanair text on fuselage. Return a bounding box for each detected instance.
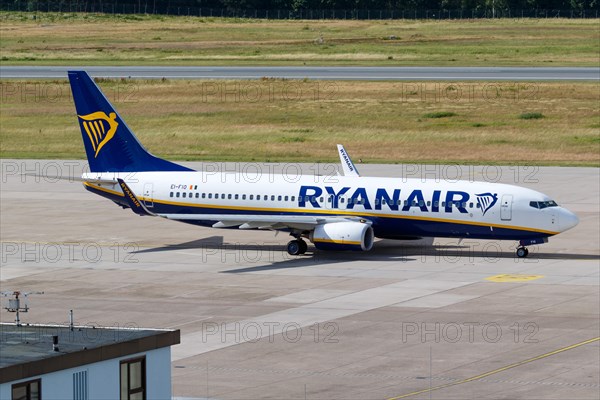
[298,185,498,215]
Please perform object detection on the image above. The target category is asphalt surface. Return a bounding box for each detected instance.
[1,66,599,80]
[1,160,598,399]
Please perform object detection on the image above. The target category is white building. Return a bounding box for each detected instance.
[0,323,180,400]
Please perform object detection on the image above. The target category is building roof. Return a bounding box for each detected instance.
[0,323,180,384]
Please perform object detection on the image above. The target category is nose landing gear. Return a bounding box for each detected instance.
[516,246,529,258]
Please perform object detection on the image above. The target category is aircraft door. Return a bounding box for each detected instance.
[500,194,512,221]
[143,182,154,208]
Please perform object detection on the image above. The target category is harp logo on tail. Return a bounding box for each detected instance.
[476,193,498,216]
[78,111,119,157]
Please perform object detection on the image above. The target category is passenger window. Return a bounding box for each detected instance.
[195,193,199,198]
[169,192,173,198]
[278,196,282,201]
[256,195,261,200]
[221,194,225,199]
[319,197,324,203]
[208,193,212,199]
[442,201,446,207]
[250,195,254,200]
[291,196,295,202]
[202,193,206,199]
[228,194,232,200]
[271,195,275,201]
[340,198,345,203]
[242,194,246,200]
[182,192,187,198]
[469,202,473,208]
[235,194,239,200]
[176,192,180,198]
[284,196,289,201]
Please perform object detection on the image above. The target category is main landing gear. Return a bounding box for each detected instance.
[516,246,529,258]
[287,238,308,255]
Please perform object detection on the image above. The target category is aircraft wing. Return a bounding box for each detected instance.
[158,213,370,230]
[337,144,360,177]
[116,179,371,231]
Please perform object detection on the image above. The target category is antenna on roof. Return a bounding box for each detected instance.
[1,291,44,326]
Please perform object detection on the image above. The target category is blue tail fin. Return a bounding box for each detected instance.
[68,71,192,172]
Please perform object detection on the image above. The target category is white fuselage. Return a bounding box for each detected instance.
[83,171,579,241]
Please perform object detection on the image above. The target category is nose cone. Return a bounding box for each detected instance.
[559,208,579,232]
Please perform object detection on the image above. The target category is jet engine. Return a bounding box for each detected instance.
[310,221,374,251]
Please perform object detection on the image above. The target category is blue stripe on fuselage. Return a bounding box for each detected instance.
[85,184,552,240]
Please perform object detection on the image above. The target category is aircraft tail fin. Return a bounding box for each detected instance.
[68,71,192,173]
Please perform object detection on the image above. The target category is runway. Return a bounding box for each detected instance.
[1,66,599,81]
[1,160,598,399]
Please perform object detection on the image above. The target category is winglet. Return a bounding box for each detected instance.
[117,179,155,216]
[337,144,360,177]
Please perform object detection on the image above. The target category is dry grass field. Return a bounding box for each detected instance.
[1,13,599,66]
[1,79,598,165]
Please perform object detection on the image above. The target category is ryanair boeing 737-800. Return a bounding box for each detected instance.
[69,71,578,258]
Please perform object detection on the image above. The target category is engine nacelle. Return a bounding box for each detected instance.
[310,222,374,251]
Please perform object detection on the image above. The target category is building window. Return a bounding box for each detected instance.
[12,379,41,400]
[120,357,145,400]
[73,371,88,400]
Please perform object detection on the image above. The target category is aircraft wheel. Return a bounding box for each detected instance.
[516,247,528,258]
[298,239,308,255]
[287,240,302,256]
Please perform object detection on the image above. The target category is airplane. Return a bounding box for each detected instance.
[68,71,579,258]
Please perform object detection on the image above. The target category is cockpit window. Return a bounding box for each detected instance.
[529,200,559,209]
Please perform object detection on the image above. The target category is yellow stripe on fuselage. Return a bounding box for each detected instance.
[83,182,559,236]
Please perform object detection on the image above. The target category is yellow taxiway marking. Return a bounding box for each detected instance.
[387,337,600,400]
[485,274,544,282]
